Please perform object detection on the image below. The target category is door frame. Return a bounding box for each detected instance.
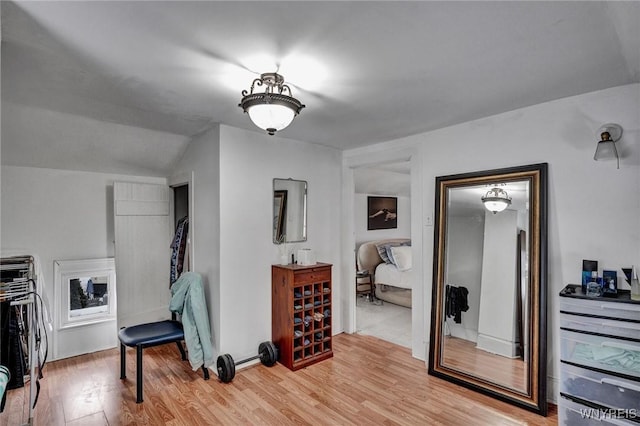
[341,145,426,360]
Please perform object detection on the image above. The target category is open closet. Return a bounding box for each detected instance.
[171,182,192,281]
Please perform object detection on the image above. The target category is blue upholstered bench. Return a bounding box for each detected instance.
[118,319,209,403]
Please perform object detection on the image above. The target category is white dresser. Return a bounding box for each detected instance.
[559,284,640,425]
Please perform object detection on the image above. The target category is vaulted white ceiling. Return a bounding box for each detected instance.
[2,1,639,173]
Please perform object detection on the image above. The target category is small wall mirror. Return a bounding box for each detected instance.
[273,178,307,243]
[429,163,548,415]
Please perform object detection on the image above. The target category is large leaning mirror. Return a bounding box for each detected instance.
[273,178,307,243]
[429,163,548,415]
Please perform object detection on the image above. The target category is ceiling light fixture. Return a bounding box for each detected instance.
[239,72,305,136]
[481,187,512,214]
[594,123,622,169]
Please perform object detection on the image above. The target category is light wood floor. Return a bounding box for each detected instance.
[1,333,557,425]
[442,336,527,392]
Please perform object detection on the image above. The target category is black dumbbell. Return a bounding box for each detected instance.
[216,341,278,383]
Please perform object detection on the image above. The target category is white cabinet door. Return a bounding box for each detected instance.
[114,181,173,327]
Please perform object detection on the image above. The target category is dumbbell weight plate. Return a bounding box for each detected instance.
[258,341,278,367]
[267,342,278,366]
[217,353,235,383]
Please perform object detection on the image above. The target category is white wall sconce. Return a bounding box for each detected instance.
[239,72,305,136]
[481,187,512,214]
[594,123,623,169]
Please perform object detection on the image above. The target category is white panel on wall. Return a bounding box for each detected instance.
[115,200,170,216]
[114,181,173,327]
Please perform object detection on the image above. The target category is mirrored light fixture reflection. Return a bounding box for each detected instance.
[239,72,305,135]
[481,187,512,214]
[594,123,622,169]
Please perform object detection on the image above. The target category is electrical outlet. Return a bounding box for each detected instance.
[425,215,433,226]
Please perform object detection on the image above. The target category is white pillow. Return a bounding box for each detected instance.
[390,246,412,271]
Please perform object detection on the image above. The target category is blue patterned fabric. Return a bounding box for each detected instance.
[170,217,189,286]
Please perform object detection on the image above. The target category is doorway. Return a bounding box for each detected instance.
[353,161,412,348]
[169,171,194,274]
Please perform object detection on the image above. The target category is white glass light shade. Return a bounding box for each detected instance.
[239,72,305,136]
[247,104,295,134]
[481,187,511,214]
[593,124,622,169]
[483,199,510,213]
[594,140,619,160]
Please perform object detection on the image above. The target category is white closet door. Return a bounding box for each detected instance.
[114,181,173,327]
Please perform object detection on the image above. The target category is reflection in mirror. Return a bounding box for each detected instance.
[444,182,530,387]
[273,178,307,243]
[429,163,547,415]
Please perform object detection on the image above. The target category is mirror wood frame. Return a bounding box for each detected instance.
[428,163,548,416]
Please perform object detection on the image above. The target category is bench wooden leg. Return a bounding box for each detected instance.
[136,345,143,403]
[120,343,126,379]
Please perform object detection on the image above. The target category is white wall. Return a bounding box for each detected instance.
[445,214,484,342]
[477,209,519,357]
[343,82,640,402]
[0,165,165,359]
[355,194,411,244]
[170,125,221,356]
[218,125,342,360]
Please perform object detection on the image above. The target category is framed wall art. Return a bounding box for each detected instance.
[367,196,398,230]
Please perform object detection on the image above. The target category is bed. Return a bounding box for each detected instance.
[356,238,412,307]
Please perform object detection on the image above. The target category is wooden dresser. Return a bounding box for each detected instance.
[272,263,333,370]
[558,284,640,425]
